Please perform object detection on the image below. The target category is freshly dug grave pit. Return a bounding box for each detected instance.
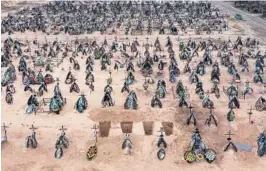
[143,121,154,135]
[89,107,176,122]
[162,122,173,136]
[120,122,133,133]
[99,121,111,137]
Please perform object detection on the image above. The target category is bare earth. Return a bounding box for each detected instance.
[1,1,266,171]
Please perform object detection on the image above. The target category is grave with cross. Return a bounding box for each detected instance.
[28,124,38,139]
[158,127,165,137]
[143,77,149,90]
[79,92,86,97]
[187,104,197,126]
[38,69,43,74]
[108,67,112,78]
[245,80,250,86]
[243,80,252,99]
[1,123,10,143]
[1,123,9,135]
[59,125,67,135]
[247,106,254,124]
[86,124,99,161]
[91,124,99,143]
[205,107,218,127]
[223,130,237,152]
[126,37,130,46]
[29,124,38,131]
[204,90,210,97]
[56,77,60,84]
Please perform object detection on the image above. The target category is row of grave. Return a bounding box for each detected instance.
[95,121,173,137]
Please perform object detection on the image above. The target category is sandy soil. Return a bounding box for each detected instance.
[1,1,266,171]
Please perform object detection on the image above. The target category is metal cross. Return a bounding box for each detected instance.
[209,107,215,115]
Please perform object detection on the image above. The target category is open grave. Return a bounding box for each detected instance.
[120,122,133,134]
[162,122,173,136]
[99,121,111,137]
[143,121,154,135]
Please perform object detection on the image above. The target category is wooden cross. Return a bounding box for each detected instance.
[85,36,89,43]
[124,75,127,82]
[206,107,218,127]
[171,82,175,98]
[1,123,9,131]
[194,128,200,134]
[157,127,165,135]
[126,37,130,46]
[91,124,99,142]
[80,92,86,96]
[29,124,38,130]
[56,77,60,84]
[247,106,254,123]
[225,130,235,140]
[223,130,238,152]
[146,37,149,42]
[59,125,67,132]
[109,68,112,77]
[188,104,194,110]
[209,107,215,115]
